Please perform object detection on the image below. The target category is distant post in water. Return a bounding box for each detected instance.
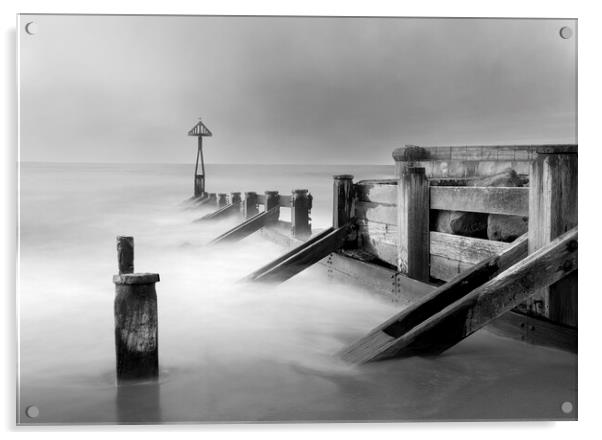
[265,190,280,212]
[528,145,578,326]
[113,236,160,383]
[291,189,312,239]
[217,193,228,208]
[187,118,213,198]
[231,192,242,205]
[333,175,354,228]
[396,166,430,282]
[207,193,216,205]
[244,192,259,219]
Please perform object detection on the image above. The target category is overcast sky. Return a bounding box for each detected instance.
[19,15,576,164]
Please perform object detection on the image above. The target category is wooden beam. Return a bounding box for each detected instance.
[488,310,577,353]
[429,254,474,282]
[393,144,575,162]
[355,182,397,205]
[397,166,430,281]
[344,228,577,363]
[209,208,279,244]
[430,186,529,216]
[195,202,241,222]
[340,233,529,363]
[355,201,397,225]
[430,231,510,265]
[243,226,349,284]
[528,151,578,325]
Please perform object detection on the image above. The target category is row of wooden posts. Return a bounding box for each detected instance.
[199,189,313,240]
[111,144,577,380]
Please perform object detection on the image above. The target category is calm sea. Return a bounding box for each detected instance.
[18,162,576,423]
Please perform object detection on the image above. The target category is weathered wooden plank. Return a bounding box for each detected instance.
[326,252,436,305]
[528,153,578,325]
[394,145,573,162]
[397,167,430,281]
[430,255,473,282]
[195,202,242,222]
[210,208,279,244]
[370,228,577,361]
[416,160,532,178]
[430,186,529,216]
[356,201,397,225]
[243,226,349,284]
[355,182,397,205]
[430,231,510,265]
[340,233,529,363]
[488,310,577,353]
[357,220,398,266]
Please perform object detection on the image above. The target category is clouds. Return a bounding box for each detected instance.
[19,16,576,164]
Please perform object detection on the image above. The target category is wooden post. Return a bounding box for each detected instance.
[528,146,577,326]
[194,175,205,198]
[113,237,160,383]
[265,190,280,212]
[230,192,242,205]
[392,145,428,178]
[333,175,354,228]
[217,193,228,208]
[291,189,312,239]
[207,193,216,205]
[397,166,430,282]
[116,236,134,274]
[244,192,259,219]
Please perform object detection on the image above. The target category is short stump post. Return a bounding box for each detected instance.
[265,190,280,215]
[291,189,312,239]
[230,192,242,205]
[244,191,259,219]
[207,193,217,205]
[217,193,228,208]
[113,236,160,383]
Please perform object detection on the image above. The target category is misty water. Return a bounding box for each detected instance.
[18,163,576,424]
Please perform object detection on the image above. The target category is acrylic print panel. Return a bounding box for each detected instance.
[17,14,577,424]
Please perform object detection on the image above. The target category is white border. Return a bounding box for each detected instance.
[3,0,600,438]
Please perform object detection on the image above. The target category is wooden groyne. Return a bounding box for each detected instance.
[183,121,577,358]
[253,144,577,356]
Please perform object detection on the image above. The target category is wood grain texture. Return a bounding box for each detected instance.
[528,153,578,325]
[340,234,528,363]
[355,182,397,205]
[430,231,510,265]
[488,310,577,353]
[114,276,159,381]
[430,255,474,282]
[116,236,134,275]
[430,186,529,216]
[409,160,531,179]
[355,201,397,225]
[397,167,430,281]
[333,175,355,228]
[375,228,577,361]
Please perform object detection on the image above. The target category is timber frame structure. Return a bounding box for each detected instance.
[198,143,577,359]
[258,144,578,356]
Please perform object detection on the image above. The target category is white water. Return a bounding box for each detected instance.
[18,163,576,424]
